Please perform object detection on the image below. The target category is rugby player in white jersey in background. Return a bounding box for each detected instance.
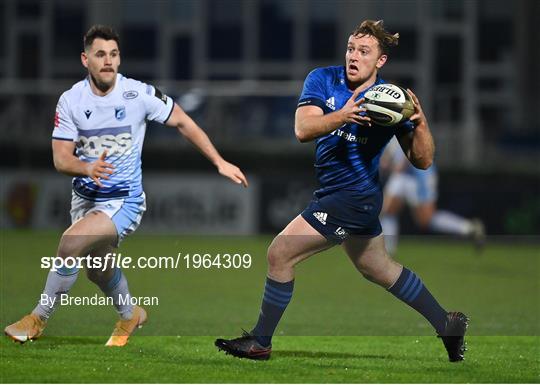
[380,137,485,255]
[4,25,248,347]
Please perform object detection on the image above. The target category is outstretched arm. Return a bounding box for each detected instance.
[397,89,434,170]
[294,87,371,143]
[165,103,248,187]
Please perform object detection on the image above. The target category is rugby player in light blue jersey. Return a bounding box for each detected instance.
[216,20,467,362]
[4,25,247,347]
[380,137,485,255]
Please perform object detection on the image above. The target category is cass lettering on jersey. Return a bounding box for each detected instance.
[52,74,174,201]
[297,66,415,196]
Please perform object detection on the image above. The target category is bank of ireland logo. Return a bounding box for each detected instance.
[115,106,126,121]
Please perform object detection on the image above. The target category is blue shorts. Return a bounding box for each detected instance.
[301,188,383,243]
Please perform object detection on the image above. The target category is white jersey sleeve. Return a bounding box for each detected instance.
[52,94,77,141]
[142,84,174,124]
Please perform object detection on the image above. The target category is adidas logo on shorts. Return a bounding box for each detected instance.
[313,211,328,225]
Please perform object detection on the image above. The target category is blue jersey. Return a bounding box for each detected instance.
[298,66,415,196]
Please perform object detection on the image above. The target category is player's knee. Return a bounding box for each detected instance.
[58,233,87,259]
[266,240,293,270]
[357,256,391,284]
[416,216,431,230]
[415,206,435,230]
[358,268,376,283]
[358,264,381,282]
[384,200,401,215]
[266,244,283,270]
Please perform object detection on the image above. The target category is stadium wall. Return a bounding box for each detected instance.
[1,171,538,236]
[0,172,258,235]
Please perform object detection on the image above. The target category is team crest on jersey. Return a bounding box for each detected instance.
[123,90,139,99]
[115,106,126,121]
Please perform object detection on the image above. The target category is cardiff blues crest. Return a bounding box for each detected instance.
[115,106,126,121]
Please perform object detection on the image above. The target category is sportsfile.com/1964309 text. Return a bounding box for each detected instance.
[40,252,253,271]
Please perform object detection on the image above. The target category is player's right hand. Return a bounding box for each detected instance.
[217,159,249,188]
[86,150,114,188]
[339,87,371,126]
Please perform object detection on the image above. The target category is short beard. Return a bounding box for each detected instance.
[90,73,114,94]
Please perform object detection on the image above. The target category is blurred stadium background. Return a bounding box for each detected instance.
[1,3,539,382]
[1,0,539,236]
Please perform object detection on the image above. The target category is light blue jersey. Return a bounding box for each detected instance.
[52,74,174,201]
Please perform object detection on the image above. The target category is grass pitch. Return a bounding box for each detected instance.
[1,231,539,383]
[2,336,538,383]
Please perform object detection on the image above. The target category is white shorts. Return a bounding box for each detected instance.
[385,172,438,206]
[70,192,146,244]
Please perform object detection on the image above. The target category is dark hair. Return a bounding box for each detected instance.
[351,20,399,54]
[83,25,120,50]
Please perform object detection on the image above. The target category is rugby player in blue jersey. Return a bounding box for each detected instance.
[215,20,467,362]
[4,25,247,347]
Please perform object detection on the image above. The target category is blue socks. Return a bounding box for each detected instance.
[251,268,447,345]
[388,267,447,334]
[251,277,294,347]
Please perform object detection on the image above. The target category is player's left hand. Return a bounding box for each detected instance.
[217,160,248,187]
[406,89,427,126]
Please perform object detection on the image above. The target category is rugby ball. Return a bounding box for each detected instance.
[364,84,414,126]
